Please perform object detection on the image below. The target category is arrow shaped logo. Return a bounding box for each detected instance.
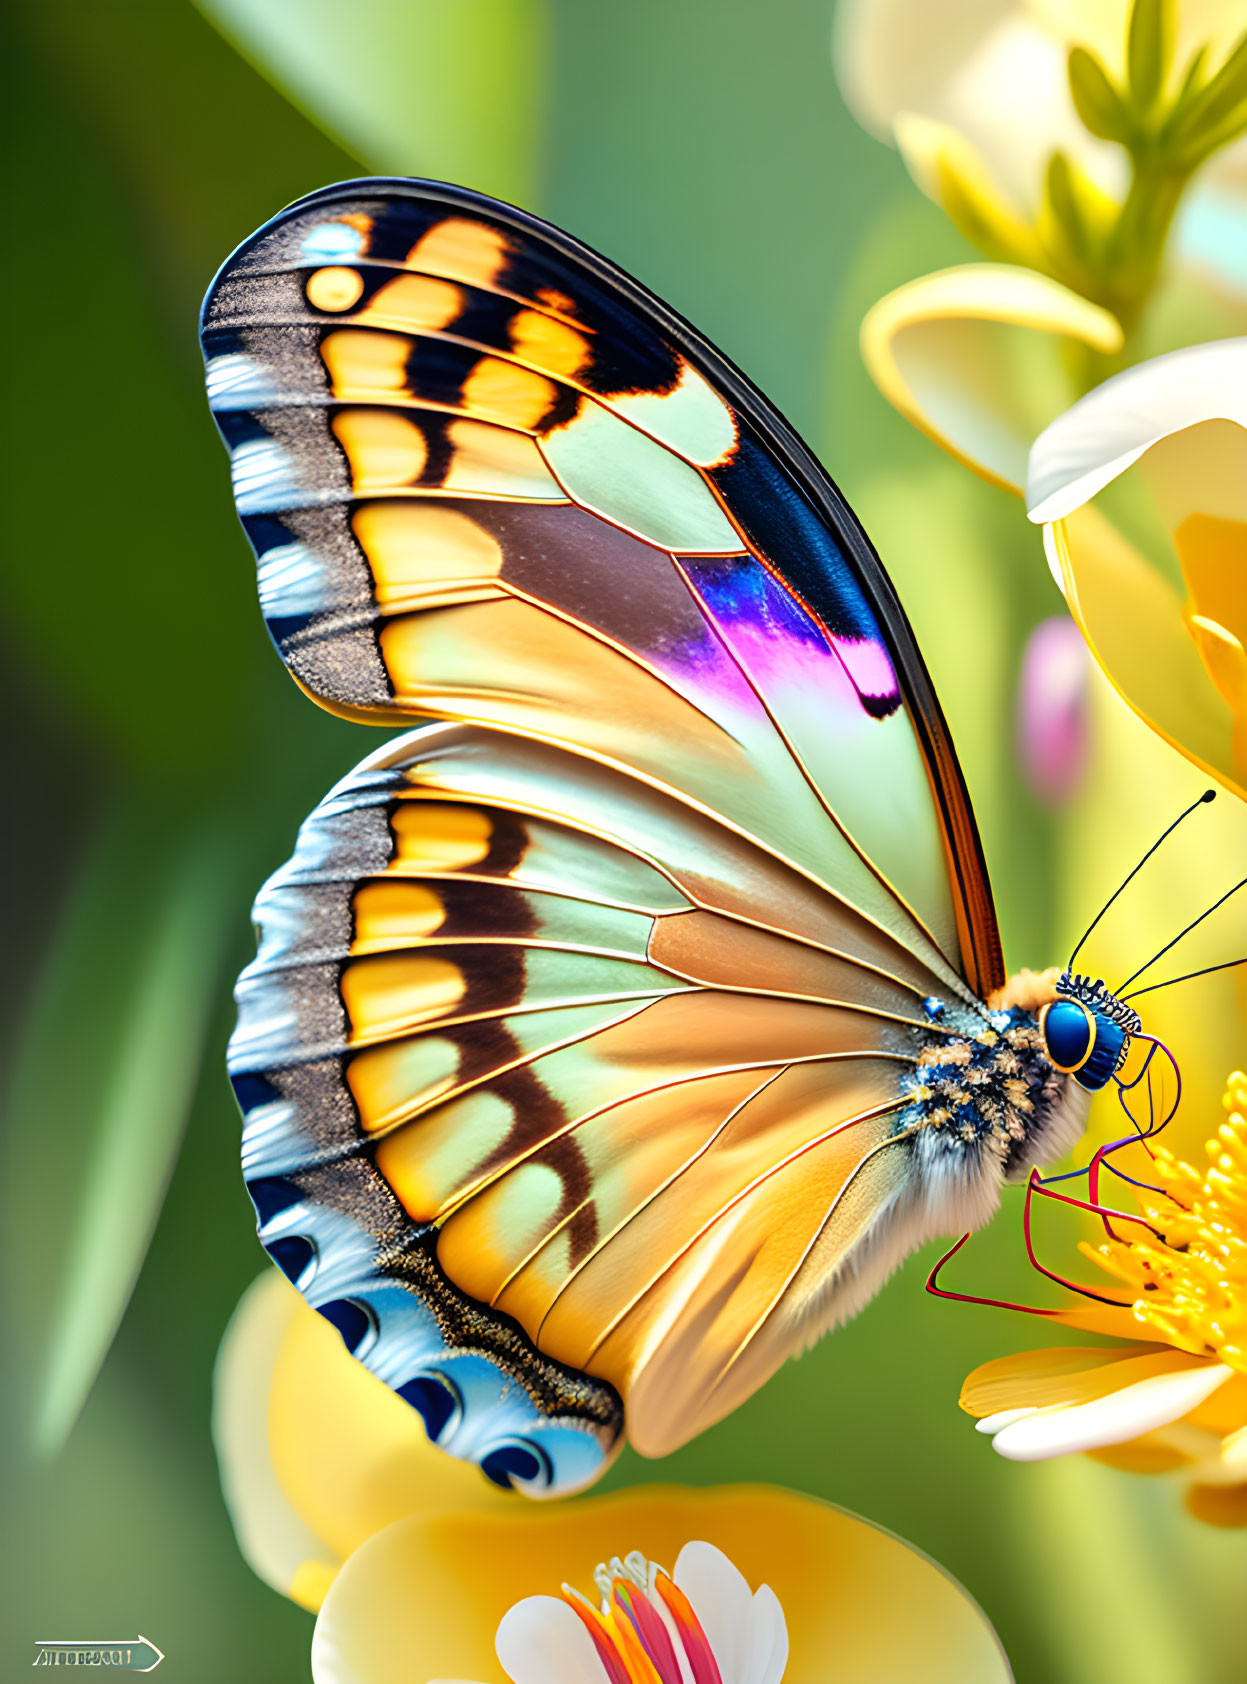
[33,1636,164,1670]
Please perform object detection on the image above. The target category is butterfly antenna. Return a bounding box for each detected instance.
[1067,789,1216,969]
[1116,878,1247,994]
[1121,953,1247,1002]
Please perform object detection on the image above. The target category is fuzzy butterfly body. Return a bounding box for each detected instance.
[204,180,1089,1495]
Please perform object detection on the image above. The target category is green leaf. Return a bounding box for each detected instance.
[1172,31,1247,156]
[1044,151,1091,264]
[1187,101,1247,161]
[1068,46,1134,143]
[1172,42,1209,109]
[1,802,241,1457]
[1126,0,1169,116]
[193,0,551,207]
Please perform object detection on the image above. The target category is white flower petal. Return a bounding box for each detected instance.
[1041,522,1067,592]
[975,1406,1040,1434]
[675,1541,754,1684]
[1026,339,1247,524]
[742,1584,788,1684]
[990,1363,1234,1460]
[494,1596,603,1684]
[832,0,1016,140]
[833,0,1123,209]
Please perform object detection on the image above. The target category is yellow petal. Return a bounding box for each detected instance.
[293,1561,343,1614]
[1187,613,1247,714]
[988,1363,1234,1460]
[1047,505,1240,795]
[265,1275,513,1570]
[893,116,1042,265]
[212,1272,341,1609]
[311,1485,1011,1684]
[1156,424,1247,545]
[1184,1481,1247,1526]
[1170,487,1247,773]
[960,1343,1185,1417]
[861,264,1121,491]
[1084,1435,1194,1474]
[1179,508,1247,651]
[1185,1372,1247,1439]
[214,1272,514,1613]
[1046,1300,1152,1341]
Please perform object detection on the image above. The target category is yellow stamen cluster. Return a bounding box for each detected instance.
[1086,1072,1247,1373]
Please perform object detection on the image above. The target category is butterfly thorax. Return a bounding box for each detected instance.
[899,1007,1069,1178]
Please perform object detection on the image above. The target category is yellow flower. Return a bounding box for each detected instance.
[309,1487,1011,1684]
[834,0,1247,307]
[215,1275,1011,1682]
[961,1071,1247,1524]
[1029,336,1247,797]
[212,1271,513,1611]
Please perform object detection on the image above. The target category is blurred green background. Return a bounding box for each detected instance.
[2,2,1244,1680]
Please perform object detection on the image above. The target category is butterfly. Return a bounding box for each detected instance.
[203,178,1106,1496]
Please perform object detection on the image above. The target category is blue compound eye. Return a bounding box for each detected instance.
[1041,999,1094,1073]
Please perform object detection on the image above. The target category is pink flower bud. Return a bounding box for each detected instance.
[1017,615,1089,805]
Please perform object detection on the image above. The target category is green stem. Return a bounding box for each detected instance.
[1055,155,1193,394]
[1099,154,1192,336]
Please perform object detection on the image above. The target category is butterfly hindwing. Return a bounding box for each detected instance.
[206,180,1007,1492]
[232,725,932,1483]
